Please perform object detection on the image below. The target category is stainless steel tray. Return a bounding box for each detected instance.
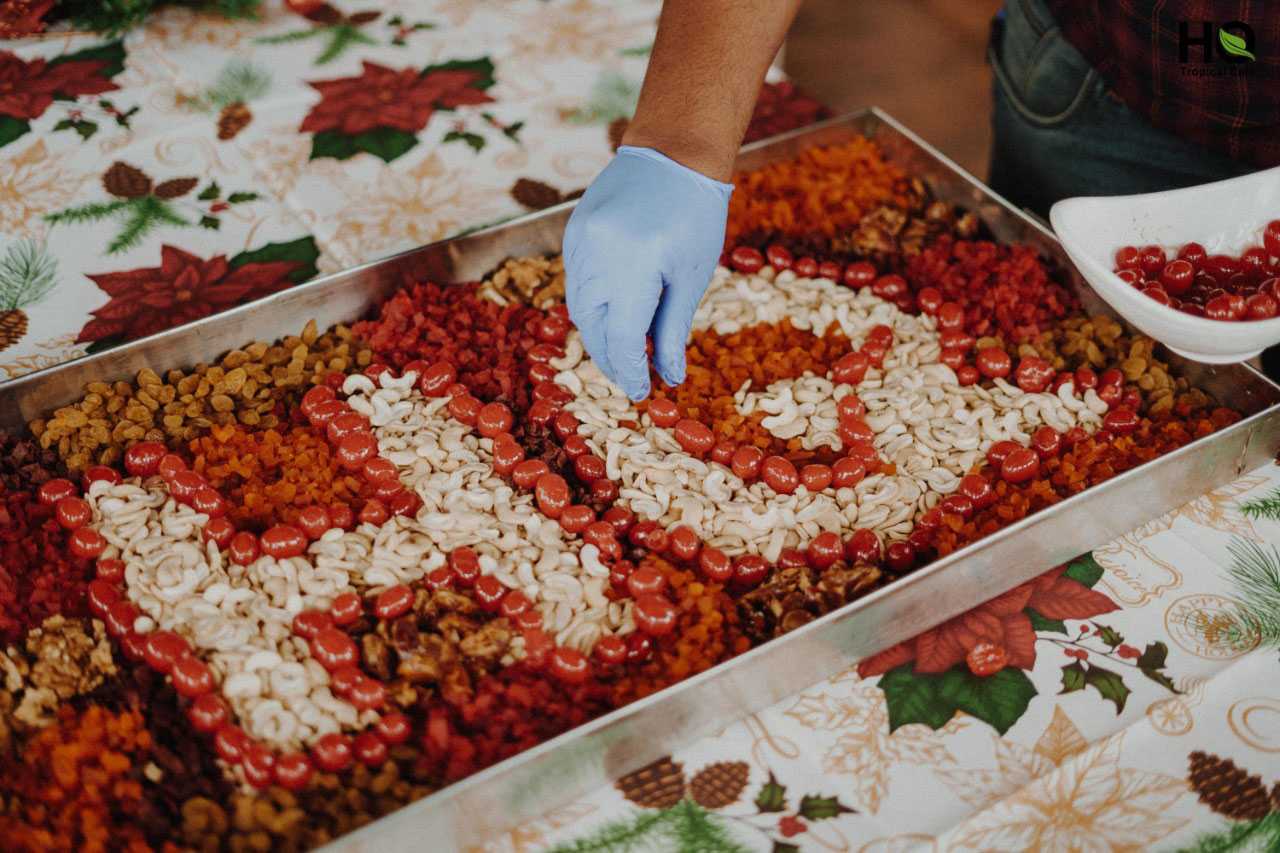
[4,109,1278,850]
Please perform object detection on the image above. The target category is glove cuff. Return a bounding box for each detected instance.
[616,145,735,200]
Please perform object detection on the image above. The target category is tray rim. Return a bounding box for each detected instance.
[4,107,1278,850]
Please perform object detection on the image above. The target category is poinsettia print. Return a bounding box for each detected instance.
[0,52,116,121]
[301,58,496,162]
[858,554,1179,735]
[0,43,128,148]
[859,559,1119,680]
[76,239,318,350]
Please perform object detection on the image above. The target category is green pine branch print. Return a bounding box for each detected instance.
[257,28,321,45]
[1172,811,1280,853]
[44,199,130,225]
[315,25,377,65]
[187,60,270,111]
[46,197,190,255]
[569,72,641,124]
[544,802,750,853]
[0,240,57,311]
[665,801,749,852]
[1222,539,1280,649]
[1238,486,1280,521]
[259,24,376,65]
[544,809,672,853]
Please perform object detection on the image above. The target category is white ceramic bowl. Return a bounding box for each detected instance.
[1049,167,1280,363]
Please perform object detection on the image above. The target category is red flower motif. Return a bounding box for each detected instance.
[0,51,118,121]
[0,0,56,39]
[858,564,1118,678]
[300,61,494,137]
[76,245,303,345]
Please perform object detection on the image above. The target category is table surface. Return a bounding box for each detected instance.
[479,463,1280,853]
[5,5,1279,852]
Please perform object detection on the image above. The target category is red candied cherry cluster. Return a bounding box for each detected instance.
[1113,220,1280,321]
[894,399,1138,563]
[646,394,880,498]
[726,244,883,291]
[639,324,891,498]
[725,242,1117,407]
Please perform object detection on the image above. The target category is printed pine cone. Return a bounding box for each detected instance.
[103,162,153,200]
[304,3,343,25]
[217,103,252,141]
[608,117,629,152]
[688,761,749,809]
[1187,751,1273,821]
[153,178,199,200]
[511,178,563,211]
[615,756,685,809]
[0,309,28,353]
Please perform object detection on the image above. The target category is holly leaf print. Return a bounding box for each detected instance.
[771,844,800,853]
[443,129,485,152]
[53,118,98,140]
[1136,641,1179,692]
[1059,661,1086,693]
[754,772,787,813]
[1095,624,1123,648]
[1083,663,1130,713]
[797,794,854,820]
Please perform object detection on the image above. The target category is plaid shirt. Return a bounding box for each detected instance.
[1047,1,1280,167]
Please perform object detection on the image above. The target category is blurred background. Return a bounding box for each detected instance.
[784,0,1003,178]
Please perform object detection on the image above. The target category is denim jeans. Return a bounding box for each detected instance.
[986,0,1256,220]
[988,0,1280,378]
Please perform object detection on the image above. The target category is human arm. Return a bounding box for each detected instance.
[564,0,802,401]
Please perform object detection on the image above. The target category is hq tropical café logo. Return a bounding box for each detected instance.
[1179,20,1260,76]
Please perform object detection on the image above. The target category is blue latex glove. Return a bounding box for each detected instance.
[564,145,733,401]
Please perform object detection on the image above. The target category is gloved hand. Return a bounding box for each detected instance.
[564,145,733,401]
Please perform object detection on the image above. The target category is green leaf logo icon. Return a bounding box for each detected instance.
[1220,28,1256,60]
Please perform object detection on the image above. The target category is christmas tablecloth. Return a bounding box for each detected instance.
[0,0,824,380]
[480,463,1280,853]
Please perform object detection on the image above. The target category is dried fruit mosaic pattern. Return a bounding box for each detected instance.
[0,136,1245,849]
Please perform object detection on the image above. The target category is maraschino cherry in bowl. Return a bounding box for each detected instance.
[1050,166,1280,363]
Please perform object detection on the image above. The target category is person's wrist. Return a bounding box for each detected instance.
[620,123,737,183]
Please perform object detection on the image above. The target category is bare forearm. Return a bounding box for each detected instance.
[622,0,802,181]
